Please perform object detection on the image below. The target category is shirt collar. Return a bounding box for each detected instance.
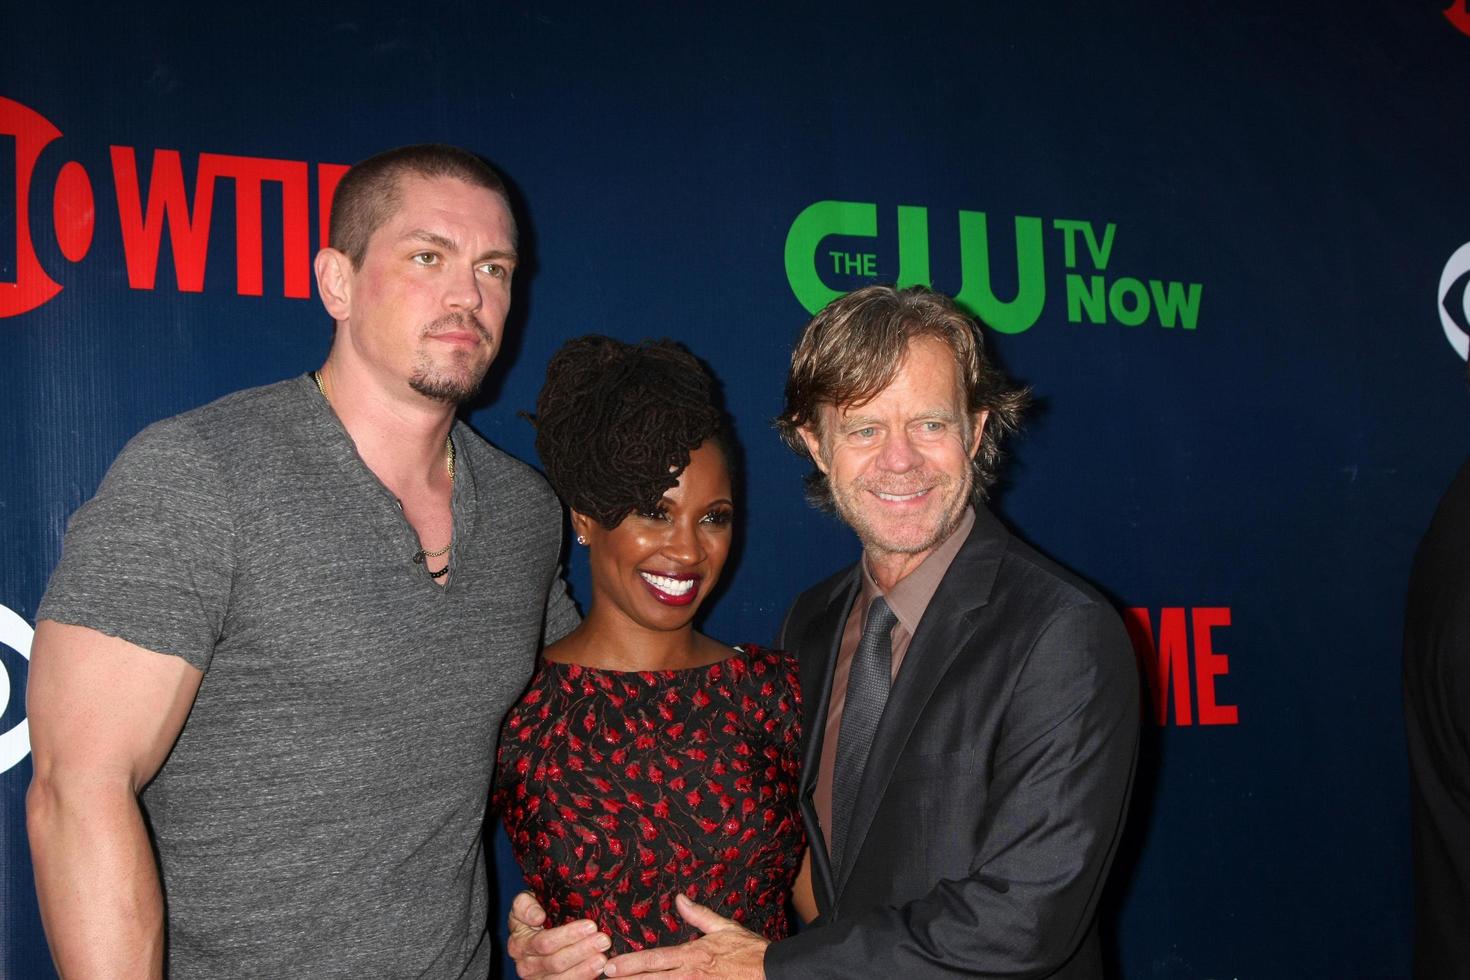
[859,506,976,636]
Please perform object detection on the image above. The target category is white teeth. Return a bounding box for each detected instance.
[641,572,696,595]
[876,489,928,502]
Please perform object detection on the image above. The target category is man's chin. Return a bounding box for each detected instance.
[411,346,493,404]
[869,529,946,557]
[409,372,484,405]
[840,500,968,558]
[845,512,941,555]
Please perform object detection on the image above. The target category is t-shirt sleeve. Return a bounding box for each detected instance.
[541,564,580,646]
[38,415,235,671]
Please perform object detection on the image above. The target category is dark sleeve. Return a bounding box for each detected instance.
[775,598,801,651]
[1403,472,1470,974]
[766,601,1140,979]
[37,416,235,671]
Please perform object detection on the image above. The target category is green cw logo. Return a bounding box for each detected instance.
[783,201,1203,334]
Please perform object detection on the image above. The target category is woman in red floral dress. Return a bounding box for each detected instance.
[494,337,809,957]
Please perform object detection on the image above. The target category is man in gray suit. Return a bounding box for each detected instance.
[512,285,1139,979]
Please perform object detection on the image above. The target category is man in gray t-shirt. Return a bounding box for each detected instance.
[26,144,577,979]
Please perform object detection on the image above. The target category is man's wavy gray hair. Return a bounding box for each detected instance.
[775,284,1030,511]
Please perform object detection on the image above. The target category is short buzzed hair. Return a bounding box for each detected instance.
[328,144,512,269]
[776,284,1030,509]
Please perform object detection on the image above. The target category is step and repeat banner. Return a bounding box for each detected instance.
[3,4,1468,977]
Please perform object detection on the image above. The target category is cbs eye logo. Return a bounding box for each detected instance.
[0,604,34,775]
[1441,242,1470,361]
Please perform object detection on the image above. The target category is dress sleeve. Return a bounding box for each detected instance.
[38,415,235,671]
[777,651,803,747]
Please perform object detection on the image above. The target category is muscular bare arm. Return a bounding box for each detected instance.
[26,620,204,978]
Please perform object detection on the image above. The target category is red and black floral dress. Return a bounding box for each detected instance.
[494,645,804,952]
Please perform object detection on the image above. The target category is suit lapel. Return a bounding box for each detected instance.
[832,509,1010,896]
[793,570,859,913]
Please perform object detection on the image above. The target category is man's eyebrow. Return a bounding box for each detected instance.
[401,229,517,264]
[403,229,458,251]
[476,247,519,264]
[838,409,959,426]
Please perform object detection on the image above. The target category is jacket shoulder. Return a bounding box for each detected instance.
[995,532,1112,612]
[780,563,857,649]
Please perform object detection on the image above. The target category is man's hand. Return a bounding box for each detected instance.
[602,895,767,979]
[506,891,611,980]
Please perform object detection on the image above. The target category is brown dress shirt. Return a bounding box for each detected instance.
[813,507,977,855]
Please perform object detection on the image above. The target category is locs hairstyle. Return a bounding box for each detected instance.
[328,143,512,269]
[775,284,1031,511]
[534,336,726,529]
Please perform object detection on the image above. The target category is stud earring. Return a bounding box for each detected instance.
[576,534,587,545]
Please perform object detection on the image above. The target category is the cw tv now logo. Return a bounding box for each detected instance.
[0,96,347,318]
[784,200,1204,335]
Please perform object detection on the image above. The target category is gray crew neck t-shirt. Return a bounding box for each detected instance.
[40,375,579,978]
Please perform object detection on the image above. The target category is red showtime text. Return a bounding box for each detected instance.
[1124,607,1238,727]
[2,95,347,318]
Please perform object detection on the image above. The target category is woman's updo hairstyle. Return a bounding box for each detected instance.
[534,335,725,529]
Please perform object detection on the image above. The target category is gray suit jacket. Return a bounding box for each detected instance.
[766,507,1139,979]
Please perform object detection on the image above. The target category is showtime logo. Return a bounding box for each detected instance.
[1448,0,1470,38]
[0,96,347,318]
[1124,607,1238,727]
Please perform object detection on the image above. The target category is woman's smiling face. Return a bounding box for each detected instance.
[574,441,734,634]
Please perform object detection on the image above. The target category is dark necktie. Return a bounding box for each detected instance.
[829,595,897,875]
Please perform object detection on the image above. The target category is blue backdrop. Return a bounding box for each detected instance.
[4,3,1469,976]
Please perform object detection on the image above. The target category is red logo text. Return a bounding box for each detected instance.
[1124,607,1239,727]
[2,95,346,318]
[1448,1,1470,38]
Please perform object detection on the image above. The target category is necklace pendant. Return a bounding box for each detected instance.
[412,550,426,565]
